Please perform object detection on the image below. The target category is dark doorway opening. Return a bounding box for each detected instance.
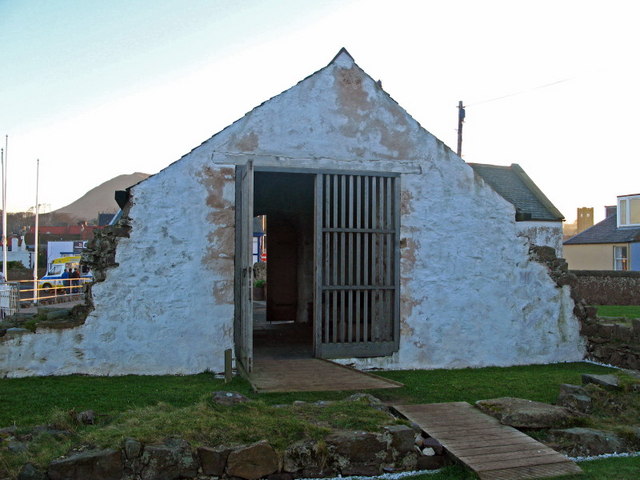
[253,172,315,358]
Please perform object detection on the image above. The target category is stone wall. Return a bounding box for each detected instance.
[581,319,640,370]
[571,270,640,305]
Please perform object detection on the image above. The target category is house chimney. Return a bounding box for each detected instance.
[605,205,617,218]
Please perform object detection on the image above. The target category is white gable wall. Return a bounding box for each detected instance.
[0,52,583,377]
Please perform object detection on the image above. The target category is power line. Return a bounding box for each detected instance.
[465,77,575,108]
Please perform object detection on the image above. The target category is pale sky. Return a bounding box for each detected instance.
[1,0,639,223]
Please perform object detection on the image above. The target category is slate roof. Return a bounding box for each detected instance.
[469,163,564,221]
[564,211,640,245]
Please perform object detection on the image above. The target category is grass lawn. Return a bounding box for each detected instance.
[595,305,640,319]
[1,362,639,479]
[0,362,616,427]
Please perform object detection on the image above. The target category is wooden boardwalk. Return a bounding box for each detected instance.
[394,402,582,480]
[249,356,403,393]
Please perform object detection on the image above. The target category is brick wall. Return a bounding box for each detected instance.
[571,270,640,305]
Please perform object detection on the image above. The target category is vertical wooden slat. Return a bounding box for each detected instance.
[385,177,392,339]
[347,175,354,343]
[370,177,377,340]
[340,175,346,342]
[314,174,323,353]
[324,175,331,343]
[393,176,401,350]
[355,176,362,343]
[331,175,340,343]
[363,176,370,342]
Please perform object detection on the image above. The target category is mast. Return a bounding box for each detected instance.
[1,138,6,281]
[33,159,40,304]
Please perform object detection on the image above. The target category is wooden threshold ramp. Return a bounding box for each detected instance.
[248,357,403,393]
[394,402,582,480]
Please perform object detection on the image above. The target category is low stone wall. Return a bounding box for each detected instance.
[571,270,640,305]
[11,428,451,480]
[581,318,640,370]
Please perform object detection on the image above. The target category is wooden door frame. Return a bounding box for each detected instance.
[236,165,400,368]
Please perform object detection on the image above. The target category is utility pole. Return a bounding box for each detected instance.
[457,100,465,157]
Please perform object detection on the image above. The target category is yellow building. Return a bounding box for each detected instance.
[564,195,640,271]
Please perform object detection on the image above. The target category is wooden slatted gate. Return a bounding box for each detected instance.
[234,161,254,373]
[314,173,400,358]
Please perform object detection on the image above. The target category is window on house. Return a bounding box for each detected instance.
[613,246,628,271]
[619,199,627,226]
[618,194,640,227]
[631,197,640,224]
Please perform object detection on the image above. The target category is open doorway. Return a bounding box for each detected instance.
[235,166,401,371]
[253,172,315,358]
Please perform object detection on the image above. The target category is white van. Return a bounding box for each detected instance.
[39,255,92,294]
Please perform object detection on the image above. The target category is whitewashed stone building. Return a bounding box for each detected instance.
[0,50,584,377]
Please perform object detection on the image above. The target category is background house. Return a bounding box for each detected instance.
[564,194,640,271]
[469,163,565,255]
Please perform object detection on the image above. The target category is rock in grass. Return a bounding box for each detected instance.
[549,428,626,456]
[75,410,96,425]
[475,397,575,428]
[582,373,621,391]
[557,384,592,413]
[211,391,249,406]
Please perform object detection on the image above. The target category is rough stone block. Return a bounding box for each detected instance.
[226,440,279,480]
[614,325,632,341]
[48,449,123,480]
[123,438,142,459]
[383,424,416,454]
[140,439,198,480]
[325,430,387,464]
[598,324,615,338]
[283,440,323,474]
[198,446,231,476]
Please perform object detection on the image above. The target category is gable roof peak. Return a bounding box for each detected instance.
[330,47,355,67]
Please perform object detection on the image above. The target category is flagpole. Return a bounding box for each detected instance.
[33,159,40,304]
[1,138,6,281]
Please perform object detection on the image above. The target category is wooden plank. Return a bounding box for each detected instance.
[394,403,581,480]
[454,442,559,457]
[249,357,402,392]
[459,448,566,466]
[479,461,582,480]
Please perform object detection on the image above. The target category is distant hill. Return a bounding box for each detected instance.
[54,172,150,221]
